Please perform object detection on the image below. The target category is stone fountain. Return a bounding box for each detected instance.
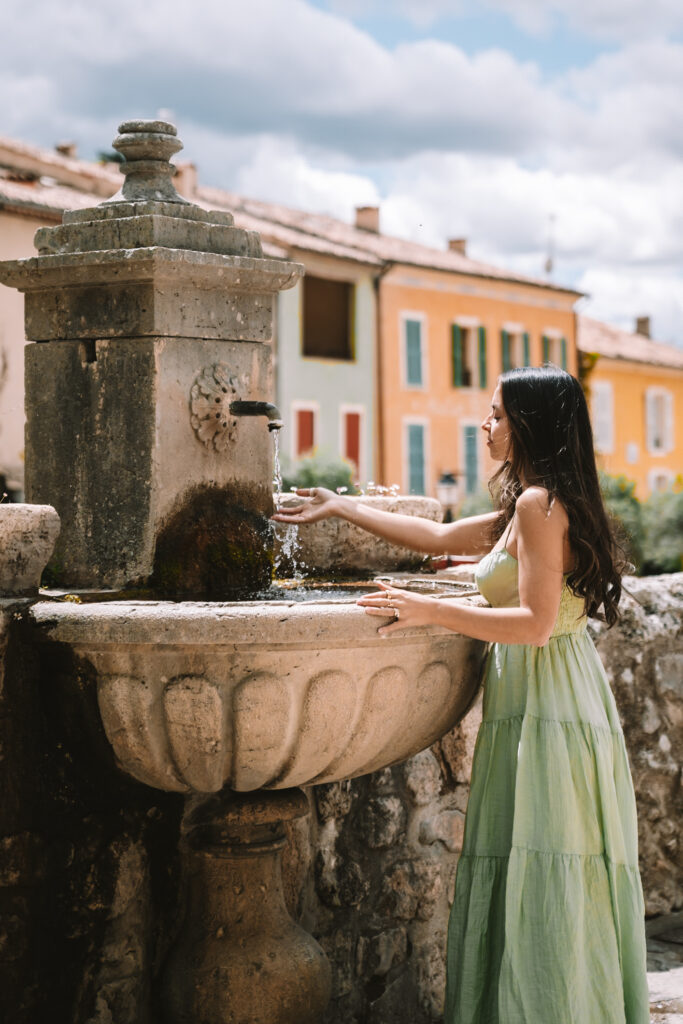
[0,120,485,1023]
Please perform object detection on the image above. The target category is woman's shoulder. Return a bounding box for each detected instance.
[515,487,569,526]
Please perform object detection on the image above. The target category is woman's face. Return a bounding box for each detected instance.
[482,383,511,462]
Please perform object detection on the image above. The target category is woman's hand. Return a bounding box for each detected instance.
[357,581,440,636]
[272,487,342,524]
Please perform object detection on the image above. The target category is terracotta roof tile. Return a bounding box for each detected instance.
[197,185,580,293]
[578,315,683,370]
[0,133,581,293]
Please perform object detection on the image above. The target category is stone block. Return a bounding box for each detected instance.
[315,781,354,822]
[418,810,465,852]
[359,795,407,849]
[1,249,301,342]
[25,338,273,593]
[356,927,408,978]
[403,749,442,806]
[0,504,60,596]
[273,495,443,576]
[380,860,442,921]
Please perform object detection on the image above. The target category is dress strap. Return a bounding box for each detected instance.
[502,516,515,549]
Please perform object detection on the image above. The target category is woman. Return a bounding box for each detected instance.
[273,366,649,1024]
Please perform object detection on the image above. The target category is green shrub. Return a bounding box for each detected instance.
[641,487,683,575]
[599,472,644,571]
[457,487,494,519]
[280,453,356,494]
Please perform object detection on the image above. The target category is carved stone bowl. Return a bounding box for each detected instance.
[31,597,485,794]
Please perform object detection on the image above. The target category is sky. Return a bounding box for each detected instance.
[2,0,683,344]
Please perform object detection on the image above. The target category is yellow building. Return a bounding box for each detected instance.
[578,316,683,497]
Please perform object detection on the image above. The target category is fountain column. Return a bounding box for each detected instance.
[0,119,303,597]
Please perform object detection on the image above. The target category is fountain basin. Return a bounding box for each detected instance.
[31,595,486,795]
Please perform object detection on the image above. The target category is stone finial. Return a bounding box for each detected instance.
[104,119,190,205]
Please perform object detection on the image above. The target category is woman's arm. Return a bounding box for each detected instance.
[272,487,499,556]
[359,488,567,646]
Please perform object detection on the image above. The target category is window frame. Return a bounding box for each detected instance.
[402,416,430,496]
[461,420,481,496]
[400,311,428,390]
[338,403,366,482]
[591,380,614,455]
[290,400,320,461]
[301,274,355,362]
[645,386,674,456]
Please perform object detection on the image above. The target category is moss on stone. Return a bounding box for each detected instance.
[151,483,274,599]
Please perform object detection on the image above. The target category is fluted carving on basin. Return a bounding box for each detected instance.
[232,672,293,791]
[313,666,409,784]
[98,675,190,793]
[163,677,226,793]
[273,670,359,788]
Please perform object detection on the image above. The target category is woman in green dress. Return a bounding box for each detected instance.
[273,366,649,1024]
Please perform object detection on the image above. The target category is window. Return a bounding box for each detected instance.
[478,326,488,388]
[501,329,512,373]
[463,425,479,494]
[403,316,424,387]
[501,329,527,371]
[302,275,353,360]
[292,403,318,458]
[542,333,567,369]
[452,324,487,389]
[591,381,614,454]
[645,388,674,454]
[405,421,427,495]
[340,406,364,478]
[648,469,674,494]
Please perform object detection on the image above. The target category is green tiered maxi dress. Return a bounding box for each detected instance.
[445,547,650,1024]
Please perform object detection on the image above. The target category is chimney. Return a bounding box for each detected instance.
[55,141,77,159]
[174,161,198,200]
[448,238,467,256]
[355,206,380,233]
[635,316,650,338]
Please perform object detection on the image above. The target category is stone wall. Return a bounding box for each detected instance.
[0,573,681,1023]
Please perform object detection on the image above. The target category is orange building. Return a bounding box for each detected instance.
[373,244,580,499]
[578,316,683,497]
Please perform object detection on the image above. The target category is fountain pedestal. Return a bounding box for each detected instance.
[3,115,488,1024]
[162,789,330,1024]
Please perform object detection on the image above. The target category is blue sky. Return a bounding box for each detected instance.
[1,0,683,343]
[309,1,609,72]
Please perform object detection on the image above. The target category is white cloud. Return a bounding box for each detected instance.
[578,269,683,347]
[0,0,681,343]
[329,0,683,42]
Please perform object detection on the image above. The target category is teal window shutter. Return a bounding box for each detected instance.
[451,324,463,387]
[407,424,425,495]
[523,332,530,366]
[478,326,487,389]
[542,335,550,364]
[560,336,568,370]
[405,319,422,386]
[501,330,511,372]
[464,425,478,494]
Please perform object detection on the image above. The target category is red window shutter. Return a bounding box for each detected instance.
[344,412,361,471]
[297,410,315,456]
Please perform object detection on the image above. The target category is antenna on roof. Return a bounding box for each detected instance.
[544,212,556,278]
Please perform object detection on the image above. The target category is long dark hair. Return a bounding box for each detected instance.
[490,365,624,625]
